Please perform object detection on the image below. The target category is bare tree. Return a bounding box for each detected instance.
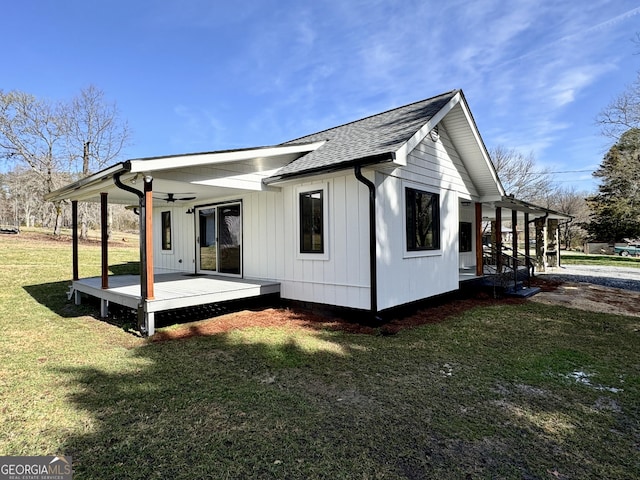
[64,86,132,240]
[65,85,131,175]
[597,33,640,139]
[489,146,556,202]
[597,72,640,140]
[0,87,131,235]
[0,90,68,233]
[5,168,47,227]
[550,186,589,249]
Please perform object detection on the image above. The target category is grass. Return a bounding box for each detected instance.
[561,251,640,268]
[1,231,639,479]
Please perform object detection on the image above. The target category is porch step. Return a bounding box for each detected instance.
[503,285,541,298]
[478,278,541,298]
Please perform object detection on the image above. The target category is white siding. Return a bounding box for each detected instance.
[243,173,371,310]
[149,121,480,312]
[459,203,476,269]
[376,125,477,310]
[151,206,196,273]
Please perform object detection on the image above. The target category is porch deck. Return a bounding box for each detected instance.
[459,267,481,282]
[72,272,281,315]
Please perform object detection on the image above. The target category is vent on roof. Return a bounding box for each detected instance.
[429,125,440,142]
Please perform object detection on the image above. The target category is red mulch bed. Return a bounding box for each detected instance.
[151,284,555,342]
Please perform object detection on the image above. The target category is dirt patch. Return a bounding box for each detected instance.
[529,281,640,317]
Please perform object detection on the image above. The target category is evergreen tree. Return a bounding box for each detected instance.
[587,128,640,242]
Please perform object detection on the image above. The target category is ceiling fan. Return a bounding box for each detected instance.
[155,192,196,203]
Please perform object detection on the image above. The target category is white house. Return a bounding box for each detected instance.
[46,89,569,335]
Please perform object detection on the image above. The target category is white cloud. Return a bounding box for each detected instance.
[171,105,228,152]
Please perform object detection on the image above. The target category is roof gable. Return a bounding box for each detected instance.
[268,90,460,181]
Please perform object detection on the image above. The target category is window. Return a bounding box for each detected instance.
[161,211,172,251]
[405,187,440,251]
[459,222,472,252]
[300,190,324,253]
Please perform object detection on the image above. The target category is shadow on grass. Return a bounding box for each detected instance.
[109,261,141,275]
[22,262,142,319]
[51,310,638,480]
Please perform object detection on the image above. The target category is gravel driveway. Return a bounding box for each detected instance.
[537,265,640,292]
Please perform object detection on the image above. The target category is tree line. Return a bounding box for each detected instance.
[586,34,640,244]
[1,58,638,248]
[0,86,137,236]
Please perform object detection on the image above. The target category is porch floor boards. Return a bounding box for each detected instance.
[73,272,280,314]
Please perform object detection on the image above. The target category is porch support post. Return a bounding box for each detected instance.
[524,212,531,275]
[100,192,109,290]
[524,213,530,260]
[146,312,155,337]
[495,207,502,272]
[72,200,79,281]
[535,217,547,272]
[143,178,155,301]
[475,202,483,277]
[547,219,559,268]
[512,209,518,261]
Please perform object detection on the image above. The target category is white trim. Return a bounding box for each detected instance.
[456,98,505,197]
[394,92,462,166]
[296,182,330,261]
[160,209,174,254]
[128,142,326,173]
[192,169,281,192]
[402,180,443,259]
[195,202,244,277]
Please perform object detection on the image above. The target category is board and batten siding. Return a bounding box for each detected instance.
[150,175,371,310]
[376,124,478,310]
[243,173,371,310]
[149,120,480,311]
[153,205,196,273]
[458,203,476,269]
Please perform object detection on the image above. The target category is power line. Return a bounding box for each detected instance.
[519,169,593,176]
[546,169,593,174]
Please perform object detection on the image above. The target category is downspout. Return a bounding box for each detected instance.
[113,172,148,304]
[354,165,380,320]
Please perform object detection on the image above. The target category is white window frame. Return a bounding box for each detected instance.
[296,183,330,261]
[402,181,442,258]
[160,209,174,254]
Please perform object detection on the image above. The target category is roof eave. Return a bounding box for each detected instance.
[264,153,395,185]
[44,163,129,202]
[125,141,326,174]
[394,90,462,166]
[493,196,573,220]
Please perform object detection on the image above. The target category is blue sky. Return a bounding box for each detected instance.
[4,0,640,192]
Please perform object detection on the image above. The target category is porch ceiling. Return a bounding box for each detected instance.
[478,196,571,222]
[45,142,324,206]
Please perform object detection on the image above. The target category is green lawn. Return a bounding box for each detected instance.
[561,251,640,268]
[1,232,639,479]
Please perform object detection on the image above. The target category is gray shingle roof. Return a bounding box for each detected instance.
[269,90,459,181]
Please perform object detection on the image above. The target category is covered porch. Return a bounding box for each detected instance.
[71,272,281,335]
[458,197,571,295]
[45,143,323,336]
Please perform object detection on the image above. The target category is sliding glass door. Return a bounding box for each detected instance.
[197,203,241,276]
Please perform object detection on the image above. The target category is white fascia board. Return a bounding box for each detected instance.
[457,98,506,197]
[393,92,462,166]
[126,141,326,174]
[479,195,505,203]
[44,163,127,202]
[191,169,282,192]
